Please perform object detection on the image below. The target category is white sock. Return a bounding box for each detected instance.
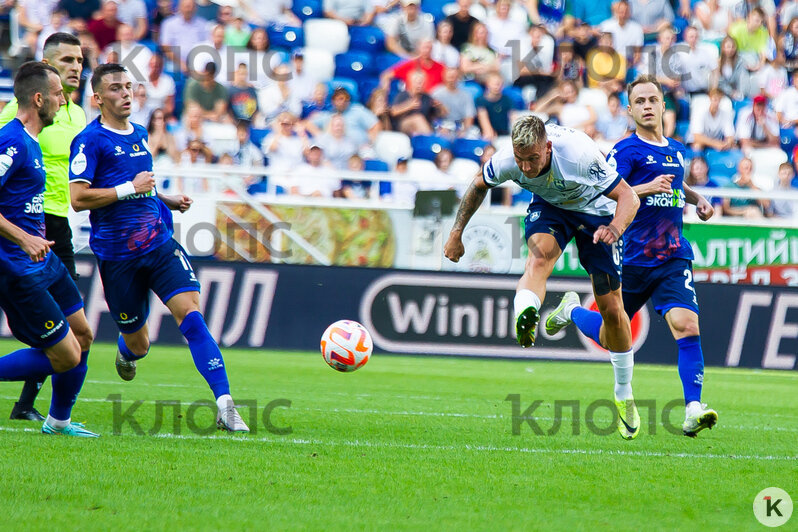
[610,350,634,401]
[514,289,541,318]
[45,415,69,429]
[564,302,578,321]
[216,394,234,411]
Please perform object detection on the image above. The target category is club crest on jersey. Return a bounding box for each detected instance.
[0,146,16,176]
[71,144,87,175]
[588,161,606,180]
[528,211,541,222]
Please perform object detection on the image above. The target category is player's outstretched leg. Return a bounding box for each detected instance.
[10,379,46,421]
[42,312,98,437]
[177,309,249,433]
[676,334,717,437]
[545,291,581,335]
[514,289,541,347]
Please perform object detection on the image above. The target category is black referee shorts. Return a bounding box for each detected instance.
[44,213,77,280]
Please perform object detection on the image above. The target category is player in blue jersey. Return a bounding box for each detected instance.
[546,75,719,438]
[69,64,248,432]
[0,62,97,437]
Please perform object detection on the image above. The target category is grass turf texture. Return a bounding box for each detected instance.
[0,338,795,531]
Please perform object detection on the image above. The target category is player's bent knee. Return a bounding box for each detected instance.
[48,337,81,372]
[124,334,150,357]
[74,326,94,352]
[672,319,700,338]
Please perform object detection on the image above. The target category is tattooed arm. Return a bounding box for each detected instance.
[444,171,490,262]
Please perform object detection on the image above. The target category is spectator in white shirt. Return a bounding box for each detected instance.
[599,0,644,60]
[432,20,460,69]
[678,26,717,95]
[774,71,798,127]
[324,0,374,25]
[689,88,736,151]
[486,0,529,59]
[143,53,176,120]
[114,0,147,40]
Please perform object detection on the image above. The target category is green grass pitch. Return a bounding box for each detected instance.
[0,338,795,531]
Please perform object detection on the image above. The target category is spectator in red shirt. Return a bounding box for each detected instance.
[381,38,445,92]
[88,0,123,51]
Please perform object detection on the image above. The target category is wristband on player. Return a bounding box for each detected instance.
[115,181,137,200]
[607,224,622,240]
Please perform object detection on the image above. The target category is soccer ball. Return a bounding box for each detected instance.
[320,320,373,372]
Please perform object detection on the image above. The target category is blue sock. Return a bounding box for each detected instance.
[0,347,55,381]
[571,307,603,346]
[49,351,89,421]
[179,311,231,399]
[677,336,704,404]
[118,335,148,361]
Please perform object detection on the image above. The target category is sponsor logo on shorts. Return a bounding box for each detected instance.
[40,319,65,340]
[119,313,138,325]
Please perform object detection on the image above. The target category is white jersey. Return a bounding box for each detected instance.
[482,124,621,217]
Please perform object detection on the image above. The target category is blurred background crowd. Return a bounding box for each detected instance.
[1,0,797,218]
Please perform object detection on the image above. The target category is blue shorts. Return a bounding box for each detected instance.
[97,238,200,334]
[524,198,623,281]
[622,258,699,318]
[0,254,83,349]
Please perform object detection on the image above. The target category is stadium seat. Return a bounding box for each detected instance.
[358,78,381,104]
[750,147,787,191]
[329,77,360,102]
[411,135,453,161]
[449,157,480,178]
[334,51,378,81]
[292,0,323,20]
[422,0,451,22]
[267,23,304,50]
[301,48,335,82]
[452,138,489,163]
[203,122,238,157]
[364,159,390,172]
[250,128,271,148]
[504,86,526,110]
[705,149,743,183]
[577,87,609,116]
[376,52,403,72]
[676,96,690,123]
[374,131,413,164]
[781,128,798,161]
[407,158,439,181]
[461,79,483,101]
[348,25,385,53]
[304,19,350,55]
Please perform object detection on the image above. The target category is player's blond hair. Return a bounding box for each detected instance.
[511,115,547,149]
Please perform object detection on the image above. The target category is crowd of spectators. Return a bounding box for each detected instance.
[3,0,798,216]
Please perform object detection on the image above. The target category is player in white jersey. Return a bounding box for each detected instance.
[444,116,641,432]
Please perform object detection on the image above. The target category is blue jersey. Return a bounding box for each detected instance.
[607,134,694,267]
[69,119,171,261]
[0,119,49,277]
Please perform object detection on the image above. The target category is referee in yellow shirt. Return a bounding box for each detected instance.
[0,33,87,421]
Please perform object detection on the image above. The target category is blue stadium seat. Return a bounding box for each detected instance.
[411,135,453,161]
[781,127,798,161]
[358,77,381,104]
[388,77,405,103]
[675,121,690,141]
[452,138,490,163]
[676,97,690,123]
[334,51,378,81]
[732,98,751,121]
[349,25,385,53]
[250,128,271,148]
[364,159,390,171]
[422,0,451,22]
[504,86,526,110]
[329,77,360,102]
[267,23,304,50]
[292,0,323,20]
[461,80,483,101]
[376,51,403,72]
[705,149,743,181]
